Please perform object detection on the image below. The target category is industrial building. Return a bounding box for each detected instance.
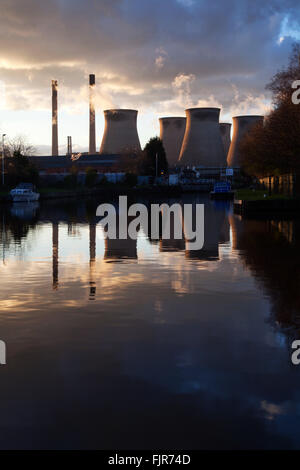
[159,117,186,166]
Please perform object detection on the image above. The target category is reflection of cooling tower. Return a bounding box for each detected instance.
[227,115,264,167]
[219,123,231,158]
[100,109,141,155]
[104,239,137,260]
[89,74,96,155]
[179,108,226,167]
[185,202,225,260]
[159,117,186,166]
[52,80,58,156]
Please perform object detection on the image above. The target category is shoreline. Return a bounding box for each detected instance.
[0,185,183,204]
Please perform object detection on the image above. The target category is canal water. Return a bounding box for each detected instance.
[0,195,299,449]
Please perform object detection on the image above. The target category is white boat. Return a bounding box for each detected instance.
[10,183,40,202]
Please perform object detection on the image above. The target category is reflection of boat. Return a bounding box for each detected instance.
[10,202,39,220]
[210,181,235,200]
[10,183,40,202]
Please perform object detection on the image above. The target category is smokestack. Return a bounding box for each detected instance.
[219,123,231,159]
[52,80,58,156]
[67,136,72,156]
[179,108,226,167]
[159,117,186,166]
[227,115,264,167]
[89,74,96,154]
[100,109,141,155]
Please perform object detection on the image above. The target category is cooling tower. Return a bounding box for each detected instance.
[159,117,186,166]
[52,80,58,156]
[89,74,96,154]
[227,115,264,167]
[219,123,231,158]
[100,109,141,155]
[179,108,226,167]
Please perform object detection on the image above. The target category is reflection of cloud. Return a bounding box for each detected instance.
[261,401,285,421]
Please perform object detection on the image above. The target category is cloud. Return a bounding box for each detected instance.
[0,0,299,147]
[172,73,196,108]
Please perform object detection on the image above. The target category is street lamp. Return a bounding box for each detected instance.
[2,134,6,186]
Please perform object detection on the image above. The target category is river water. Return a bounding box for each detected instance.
[0,195,299,449]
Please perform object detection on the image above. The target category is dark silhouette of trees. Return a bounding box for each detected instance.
[240,44,300,178]
[141,137,168,176]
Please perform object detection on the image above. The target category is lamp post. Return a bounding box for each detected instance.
[2,134,6,186]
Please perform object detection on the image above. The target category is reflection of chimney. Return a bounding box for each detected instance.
[52,223,59,289]
[52,80,59,156]
[89,222,96,300]
[89,74,96,155]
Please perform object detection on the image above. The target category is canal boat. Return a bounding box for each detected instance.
[210,181,235,200]
[10,183,40,202]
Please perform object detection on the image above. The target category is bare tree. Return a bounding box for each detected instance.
[5,135,36,158]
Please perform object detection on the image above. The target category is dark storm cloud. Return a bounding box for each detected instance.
[0,0,299,116]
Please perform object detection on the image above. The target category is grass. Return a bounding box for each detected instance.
[236,188,291,201]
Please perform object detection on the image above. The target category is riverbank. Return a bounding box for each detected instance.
[234,188,300,215]
[0,185,183,203]
[234,198,300,216]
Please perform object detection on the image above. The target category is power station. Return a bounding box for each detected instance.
[219,123,231,159]
[47,78,264,174]
[100,109,141,155]
[227,115,264,167]
[178,108,226,167]
[159,117,186,166]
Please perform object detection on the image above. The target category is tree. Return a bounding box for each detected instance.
[6,151,39,187]
[267,43,300,106]
[85,167,98,187]
[141,137,168,177]
[6,135,36,158]
[240,44,300,178]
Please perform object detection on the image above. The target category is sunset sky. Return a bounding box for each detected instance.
[0,0,299,155]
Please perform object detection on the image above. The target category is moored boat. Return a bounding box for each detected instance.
[210,181,235,199]
[10,183,40,202]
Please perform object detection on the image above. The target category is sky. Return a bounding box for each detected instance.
[0,0,300,155]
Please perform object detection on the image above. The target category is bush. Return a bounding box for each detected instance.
[124,173,137,187]
[85,167,98,187]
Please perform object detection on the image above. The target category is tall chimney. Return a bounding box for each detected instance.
[89,74,96,154]
[52,80,59,156]
[67,136,72,156]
